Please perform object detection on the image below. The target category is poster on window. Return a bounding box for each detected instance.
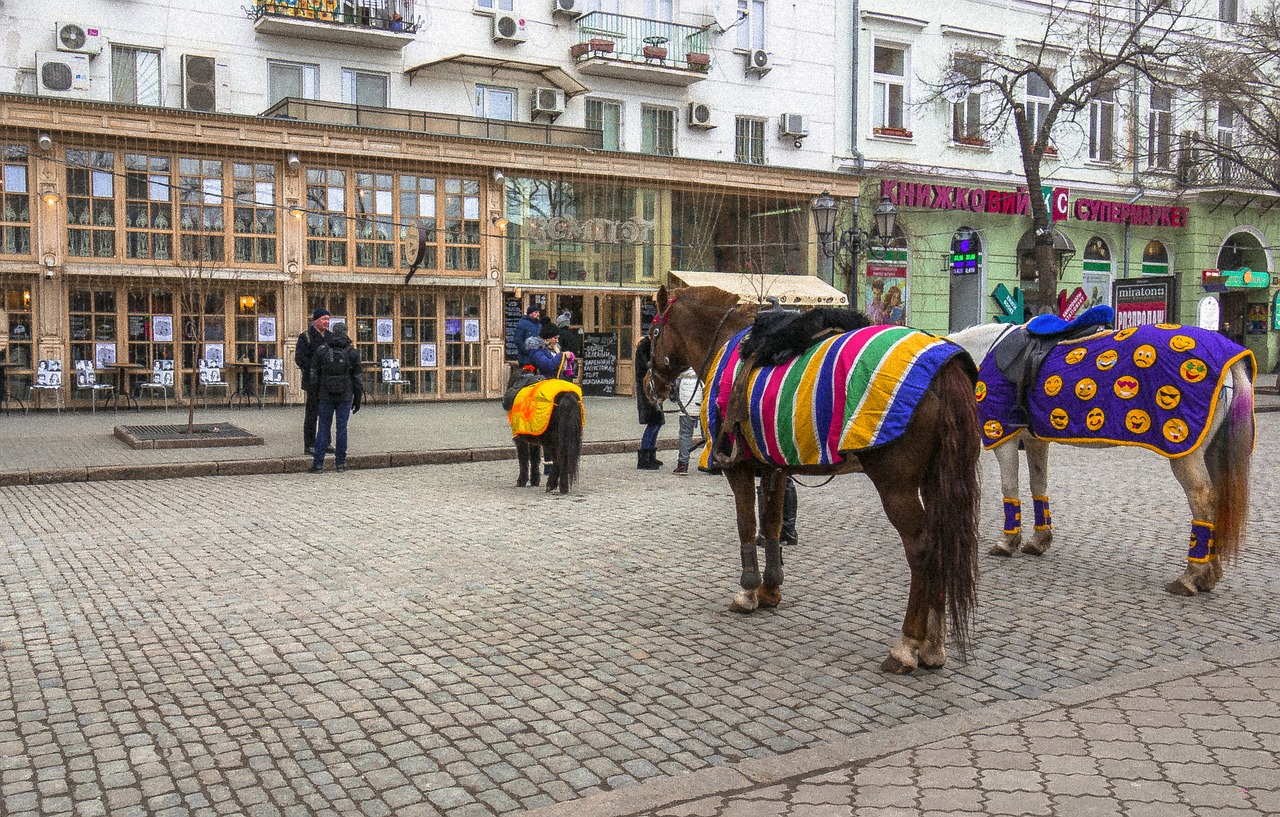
[444,319,461,338]
[153,315,174,342]
[463,319,480,343]
[95,343,116,368]
[376,318,394,343]
[1081,270,1112,310]
[419,342,437,367]
[203,343,225,367]
[257,316,277,342]
[865,264,909,326]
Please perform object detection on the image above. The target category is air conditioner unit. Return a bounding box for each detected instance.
[532,86,566,118]
[55,22,104,56]
[36,51,91,98]
[746,49,772,77]
[552,0,582,20]
[493,12,528,43]
[779,113,808,138]
[687,102,715,129]
[182,54,217,112]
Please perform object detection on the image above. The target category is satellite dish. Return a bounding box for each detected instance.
[941,70,970,103]
[712,0,739,32]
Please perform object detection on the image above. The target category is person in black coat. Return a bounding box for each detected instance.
[308,321,363,473]
[634,335,664,470]
[295,307,331,455]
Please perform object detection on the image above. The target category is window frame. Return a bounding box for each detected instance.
[1147,87,1173,170]
[267,60,320,107]
[585,98,623,151]
[641,105,677,157]
[1025,71,1054,149]
[1,145,32,257]
[111,45,162,106]
[475,85,517,121]
[736,0,766,51]
[734,116,766,164]
[872,42,910,134]
[341,68,390,108]
[1088,88,1116,163]
[950,55,984,144]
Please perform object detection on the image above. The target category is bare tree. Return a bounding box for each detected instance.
[170,252,231,434]
[930,0,1199,314]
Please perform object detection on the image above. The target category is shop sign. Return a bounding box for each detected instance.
[1114,276,1176,329]
[1217,267,1271,288]
[525,215,654,246]
[1201,269,1226,292]
[1072,198,1187,228]
[1273,291,1280,331]
[1058,286,1087,320]
[991,283,1026,324]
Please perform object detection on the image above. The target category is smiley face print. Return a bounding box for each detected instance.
[975,381,988,402]
[1132,344,1157,369]
[1074,377,1097,400]
[1155,384,1182,410]
[983,419,1004,440]
[1095,349,1119,371]
[1156,323,1180,331]
[1168,334,1197,353]
[1085,407,1106,431]
[1114,327,1138,342]
[1163,418,1190,444]
[1113,376,1140,400]
[1043,375,1063,397]
[1064,347,1088,365]
[1126,409,1152,434]
[1049,408,1070,430]
[1180,358,1209,384]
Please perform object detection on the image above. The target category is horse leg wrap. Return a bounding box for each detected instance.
[1032,496,1052,531]
[1002,498,1022,536]
[1187,519,1216,564]
[739,537,761,590]
[762,539,783,589]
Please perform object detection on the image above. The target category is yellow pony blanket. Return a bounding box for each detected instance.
[508,380,584,436]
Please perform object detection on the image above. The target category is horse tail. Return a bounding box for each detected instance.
[922,358,982,656]
[556,393,583,490]
[1209,360,1254,564]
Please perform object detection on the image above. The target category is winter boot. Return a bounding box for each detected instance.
[781,477,798,547]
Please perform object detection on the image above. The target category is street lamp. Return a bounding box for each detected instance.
[812,190,898,306]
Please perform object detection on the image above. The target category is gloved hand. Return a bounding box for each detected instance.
[352,396,362,414]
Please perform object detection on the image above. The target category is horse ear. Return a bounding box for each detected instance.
[656,286,669,313]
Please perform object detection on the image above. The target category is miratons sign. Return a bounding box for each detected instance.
[880,179,1189,229]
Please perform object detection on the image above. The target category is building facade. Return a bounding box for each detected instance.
[0,0,854,405]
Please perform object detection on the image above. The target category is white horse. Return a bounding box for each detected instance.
[949,321,1255,596]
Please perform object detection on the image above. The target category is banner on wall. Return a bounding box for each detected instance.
[865,249,908,326]
[1113,276,1176,329]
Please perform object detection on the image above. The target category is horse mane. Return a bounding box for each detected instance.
[739,306,871,367]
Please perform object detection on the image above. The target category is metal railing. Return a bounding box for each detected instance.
[261,98,605,149]
[248,0,418,34]
[573,11,711,71]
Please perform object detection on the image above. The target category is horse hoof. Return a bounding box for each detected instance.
[988,544,1015,557]
[1166,579,1198,596]
[729,591,758,614]
[880,654,917,674]
[1021,542,1048,556]
[758,587,783,608]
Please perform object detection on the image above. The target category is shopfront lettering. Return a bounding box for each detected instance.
[1073,198,1188,229]
[882,179,1011,214]
[525,215,655,246]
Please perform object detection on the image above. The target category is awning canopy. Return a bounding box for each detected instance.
[668,270,848,307]
[405,54,590,98]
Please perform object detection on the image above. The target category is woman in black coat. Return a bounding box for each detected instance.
[634,336,664,470]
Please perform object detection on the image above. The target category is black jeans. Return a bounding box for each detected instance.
[303,388,320,450]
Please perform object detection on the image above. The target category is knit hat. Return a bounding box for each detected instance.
[526,304,541,316]
[539,322,560,340]
[312,307,330,320]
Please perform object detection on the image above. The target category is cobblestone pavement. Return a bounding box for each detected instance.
[1,414,1277,816]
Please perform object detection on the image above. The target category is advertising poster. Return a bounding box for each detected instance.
[376,318,394,343]
[152,315,174,342]
[1081,270,1112,310]
[463,319,480,343]
[1113,276,1176,329]
[503,296,523,358]
[95,342,116,368]
[203,343,225,367]
[865,260,909,325]
[257,316,277,342]
[419,342,437,367]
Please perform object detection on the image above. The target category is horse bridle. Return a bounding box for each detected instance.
[647,296,742,395]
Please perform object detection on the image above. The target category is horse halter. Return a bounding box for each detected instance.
[647,295,740,394]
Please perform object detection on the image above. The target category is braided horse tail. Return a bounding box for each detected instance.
[920,357,983,656]
[553,392,583,491]
[1207,359,1255,564]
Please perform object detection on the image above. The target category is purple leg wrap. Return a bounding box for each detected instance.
[1032,496,1052,531]
[1187,520,1216,563]
[1002,498,1021,536]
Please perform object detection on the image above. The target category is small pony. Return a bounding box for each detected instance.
[504,368,584,494]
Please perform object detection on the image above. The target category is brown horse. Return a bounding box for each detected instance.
[645,285,983,673]
[505,372,583,494]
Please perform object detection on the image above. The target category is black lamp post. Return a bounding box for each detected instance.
[812,190,898,308]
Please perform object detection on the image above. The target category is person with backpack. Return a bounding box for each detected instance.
[295,307,331,455]
[308,321,363,473]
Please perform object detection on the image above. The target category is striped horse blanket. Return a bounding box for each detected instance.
[699,326,968,469]
[508,380,584,437]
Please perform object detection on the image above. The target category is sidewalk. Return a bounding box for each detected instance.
[525,642,1280,817]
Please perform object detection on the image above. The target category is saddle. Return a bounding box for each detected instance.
[502,371,544,411]
[992,305,1114,426]
[714,305,870,466]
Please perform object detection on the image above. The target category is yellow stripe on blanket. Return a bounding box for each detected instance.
[508,380,584,437]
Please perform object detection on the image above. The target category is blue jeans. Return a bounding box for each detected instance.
[641,421,662,451]
[313,399,351,468]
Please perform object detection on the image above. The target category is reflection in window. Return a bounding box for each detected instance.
[66,151,116,258]
[1,145,31,256]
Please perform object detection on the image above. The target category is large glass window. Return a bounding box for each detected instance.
[179,158,225,262]
[268,61,319,107]
[3,287,34,373]
[306,169,348,266]
[124,154,173,260]
[1089,88,1116,162]
[400,175,438,270]
[734,117,765,164]
[233,163,277,264]
[341,69,389,107]
[112,46,161,105]
[443,179,481,271]
[873,44,908,132]
[234,291,279,364]
[355,173,395,269]
[585,99,622,151]
[641,106,676,156]
[66,150,116,258]
[444,294,481,394]
[1148,87,1172,170]
[69,288,117,367]
[126,288,175,369]
[399,292,438,395]
[1,145,31,256]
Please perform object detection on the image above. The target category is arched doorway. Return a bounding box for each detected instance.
[1082,235,1113,310]
[1216,231,1268,346]
[948,225,984,331]
[864,223,909,325]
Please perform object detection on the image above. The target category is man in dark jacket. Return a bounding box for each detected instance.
[634,335,664,470]
[513,304,542,367]
[295,307,331,455]
[308,321,363,474]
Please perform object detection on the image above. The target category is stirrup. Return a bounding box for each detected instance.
[711,428,745,468]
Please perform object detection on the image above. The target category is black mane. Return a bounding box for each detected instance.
[738,306,871,367]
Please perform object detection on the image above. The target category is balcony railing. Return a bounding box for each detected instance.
[572,11,711,78]
[1180,158,1278,191]
[248,0,418,33]
[261,98,605,149]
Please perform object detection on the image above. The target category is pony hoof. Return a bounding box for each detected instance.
[880,654,917,674]
[517,479,528,487]
[988,544,1015,557]
[758,587,782,608]
[1166,579,1198,596]
[729,591,758,614]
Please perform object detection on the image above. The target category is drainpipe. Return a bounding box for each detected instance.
[1123,188,1144,281]
[850,0,865,169]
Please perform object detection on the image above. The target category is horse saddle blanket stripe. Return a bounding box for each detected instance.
[508,380,584,437]
[976,324,1254,457]
[700,325,967,468]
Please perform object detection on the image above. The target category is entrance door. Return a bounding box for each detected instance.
[1219,290,1247,346]
[947,227,984,331]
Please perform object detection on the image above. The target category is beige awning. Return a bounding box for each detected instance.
[405,54,590,98]
[668,271,848,307]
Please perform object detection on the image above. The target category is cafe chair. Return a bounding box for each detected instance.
[72,360,114,414]
[137,359,175,411]
[259,358,289,407]
[379,358,410,401]
[30,359,65,413]
[197,359,230,409]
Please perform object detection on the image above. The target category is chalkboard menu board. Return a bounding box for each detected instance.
[580,332,618,396]
[503,296,523,359]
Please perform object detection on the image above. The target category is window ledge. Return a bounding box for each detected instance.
[872,127,914,140]
[951,137,991,150]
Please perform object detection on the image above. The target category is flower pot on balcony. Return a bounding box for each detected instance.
[643,45,668,60]
[954,137,988,147]
[874,126,913,138]
[571,38,616,58]
[686,51,710,67]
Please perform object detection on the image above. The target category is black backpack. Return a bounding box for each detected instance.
[318,345,351,397]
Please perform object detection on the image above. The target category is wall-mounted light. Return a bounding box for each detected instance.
[40,186,60,206]
[43,254,56,279]
[286,152,301,171]
[490,211,508,233]
[492,169,505,183]
[288,200,305,219]
[37,132,53,151]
